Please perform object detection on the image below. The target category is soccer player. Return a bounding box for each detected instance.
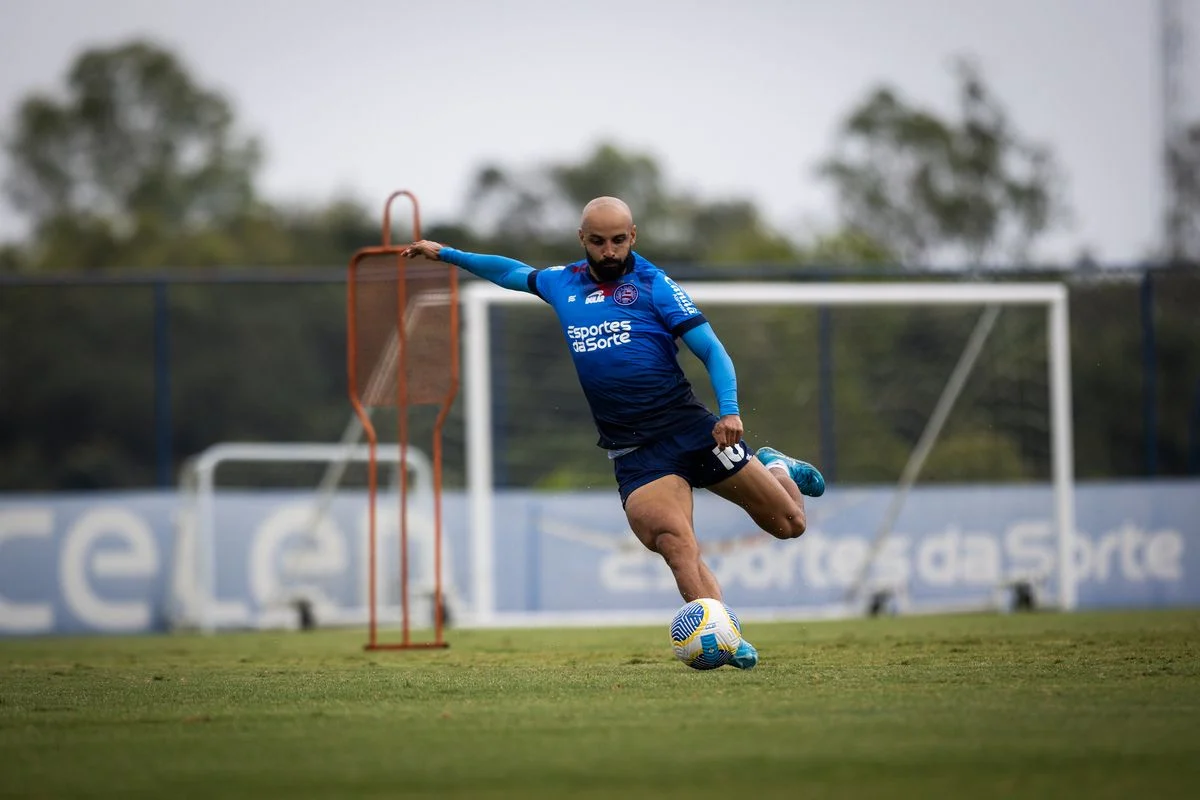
[402,196,824,669]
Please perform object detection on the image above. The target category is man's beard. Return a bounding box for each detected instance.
[586,252,634,282]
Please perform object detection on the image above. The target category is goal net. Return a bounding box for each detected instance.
[462,281,1075,626]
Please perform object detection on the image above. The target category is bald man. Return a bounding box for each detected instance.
[403,196,824,669]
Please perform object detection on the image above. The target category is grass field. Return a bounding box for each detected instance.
[2,610,1198,799]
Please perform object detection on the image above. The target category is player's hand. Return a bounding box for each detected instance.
[401,240,445,260]
[712,414,743,450]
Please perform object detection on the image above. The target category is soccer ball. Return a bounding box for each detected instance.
[669,598,742,670]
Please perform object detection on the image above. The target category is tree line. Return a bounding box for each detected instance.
[1,40,1197,490]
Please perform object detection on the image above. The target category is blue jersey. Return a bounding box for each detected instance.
[527,254,714,449]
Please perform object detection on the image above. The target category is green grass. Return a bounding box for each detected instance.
[1,610,1198,799]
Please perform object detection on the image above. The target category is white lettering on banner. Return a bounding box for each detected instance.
[1084,527,1123,581]
[916,529,955,586]
[599,550,657,592]
[250,503,347,610]
[827,538,870,586]
[800,535,829,588]
[60,508,157,630]
[0,508,54,632]
[874,539,912,585]
[1145,530,1183,580]
[1006,520,1055,579]
[1119,523,1147,581]
[1072,523,1184,582]
[0,490,1192,636]
[915,528,1003,586]
[963,535,1002,584]
[595,521,1187,594]
[356,505,440,608]
[599,549,680,593]
[716,544,788,591]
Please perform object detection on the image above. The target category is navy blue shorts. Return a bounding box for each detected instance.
[612,414,757,505]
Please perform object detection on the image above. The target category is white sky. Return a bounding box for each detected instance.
[0,0,1191,265]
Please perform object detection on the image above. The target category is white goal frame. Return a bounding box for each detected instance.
[462,281,1077,624]
[170,441,441,634]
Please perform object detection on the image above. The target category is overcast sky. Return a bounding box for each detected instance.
[1,0,1194,265]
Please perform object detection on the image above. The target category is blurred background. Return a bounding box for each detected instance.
[1,0,1198,635]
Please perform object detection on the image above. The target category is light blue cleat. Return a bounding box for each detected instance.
[730,639,758,670]
[755,446,826,497]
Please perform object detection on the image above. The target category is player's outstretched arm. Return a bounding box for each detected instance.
[402,240,536,293]
[680,323,743,448]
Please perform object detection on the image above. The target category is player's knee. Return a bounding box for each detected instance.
[652,530,700,566]
[764,505,806,540]
[784,509,807,539]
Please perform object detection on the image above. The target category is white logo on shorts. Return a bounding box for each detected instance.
[711,443,746,470]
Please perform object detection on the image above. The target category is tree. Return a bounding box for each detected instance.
[459,141,801,266]
[818,59,1067,269]
[0,243,25,272]
[549,144,673,227]
[3,40,262,270]
[796,228,896,270]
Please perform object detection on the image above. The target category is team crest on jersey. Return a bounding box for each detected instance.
[614,283,639,306]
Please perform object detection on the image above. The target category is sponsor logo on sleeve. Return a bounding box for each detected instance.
[664,277,698,316]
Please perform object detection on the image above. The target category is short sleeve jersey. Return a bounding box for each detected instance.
[528,253,714,449]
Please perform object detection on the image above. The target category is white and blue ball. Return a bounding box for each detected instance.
[669,598,742,670]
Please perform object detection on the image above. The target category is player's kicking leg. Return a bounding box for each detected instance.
[623,475,721,602]
[623,475,757,669]
[703,447,825,670]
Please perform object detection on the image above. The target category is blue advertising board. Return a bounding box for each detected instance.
[0,482,1197,635]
